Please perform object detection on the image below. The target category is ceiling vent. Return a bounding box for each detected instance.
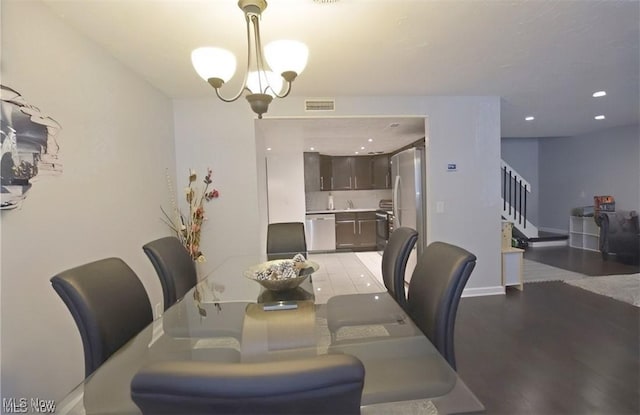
[305,99,335,112]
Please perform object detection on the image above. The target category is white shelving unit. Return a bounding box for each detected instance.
[502,247,524,290]
[569,216,600,251]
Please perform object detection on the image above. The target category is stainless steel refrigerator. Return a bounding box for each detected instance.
[391,146,427,255]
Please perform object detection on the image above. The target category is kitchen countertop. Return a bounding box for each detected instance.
[306,208,379,214]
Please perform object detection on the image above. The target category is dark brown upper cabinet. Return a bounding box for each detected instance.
[372,154,391,189]
[304,153,389,191]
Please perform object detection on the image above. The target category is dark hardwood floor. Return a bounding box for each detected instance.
[524,246,639,276]
[456,260,639,414]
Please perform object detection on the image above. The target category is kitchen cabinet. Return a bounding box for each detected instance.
[305,154,388,192]
[356,211,377,248]
[320,155,332,191]
[352,157,373,189]
[303,152,321,192]
[331,156,373,190]
[331,157,352,190]
[304,152,334,191]
[335,212,357,248]
[372,154,391,189]
[335,211,377,250]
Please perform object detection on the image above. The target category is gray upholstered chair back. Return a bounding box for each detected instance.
[381,227,418,308]
[143,236,197,311]
[50,257,153,378]
[406,241,476,370]
[131,354,365,414]
[267,222,308,260]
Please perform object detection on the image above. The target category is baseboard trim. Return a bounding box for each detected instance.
[462,286,505,297]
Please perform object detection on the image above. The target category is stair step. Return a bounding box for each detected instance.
[527,232,569,248]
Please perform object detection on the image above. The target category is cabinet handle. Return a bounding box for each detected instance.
[354,177,358,188]
[320,177,324,189]
[386,174,389,188]
[358,221,361,234]
[353,221,357,234]
[349,177,352,189]
[331,177,334,188]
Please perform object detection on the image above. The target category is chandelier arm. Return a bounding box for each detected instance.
[252,14,295,99]
[251,14,268,94]
[211,85,252,103]
[207,11,255,103]
[268,81,293,99]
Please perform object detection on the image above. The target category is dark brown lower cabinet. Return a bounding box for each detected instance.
[335,211,377,250]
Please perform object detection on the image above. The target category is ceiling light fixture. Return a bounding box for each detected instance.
[593,91,607,98]
[595,115,606,120]
[191,0,308,119]
[368,138,373,142]
[525,116,535,121]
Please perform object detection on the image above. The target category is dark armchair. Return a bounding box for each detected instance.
[597,210,640,264]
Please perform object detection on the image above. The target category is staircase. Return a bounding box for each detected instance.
[501,160,538,239]
[501,160,568,247]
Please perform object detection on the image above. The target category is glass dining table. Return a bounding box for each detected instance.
[56,254,484,414]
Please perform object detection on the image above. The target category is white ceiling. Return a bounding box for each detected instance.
[259,116,426,156]
[43,0,638,151]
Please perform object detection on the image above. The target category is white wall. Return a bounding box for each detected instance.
[539,124,640,231]
[173,96,502,295]
[1,1,176,401]
[266,154,306,223]
[172,98,263,270]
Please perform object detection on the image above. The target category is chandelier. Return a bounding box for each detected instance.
[191,0,309,119]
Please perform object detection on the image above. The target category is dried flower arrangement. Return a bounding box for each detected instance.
[163,168,219,262]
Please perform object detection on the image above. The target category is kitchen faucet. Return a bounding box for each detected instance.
[347,200,354,209]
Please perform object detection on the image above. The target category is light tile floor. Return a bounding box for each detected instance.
[308,252,385,304]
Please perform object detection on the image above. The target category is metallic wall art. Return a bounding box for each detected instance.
[1,85,62,210]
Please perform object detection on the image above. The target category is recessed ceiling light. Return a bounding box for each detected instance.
[360,146,365,150]
[595,115,606,120]
[368,138,373,142]
[593,91,607,98]
[525,116,535,121]
[310,147,315,151]
[355,151,359,155]
[266,147,272,151]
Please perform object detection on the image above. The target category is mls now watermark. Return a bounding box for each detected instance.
[2,398,56,413]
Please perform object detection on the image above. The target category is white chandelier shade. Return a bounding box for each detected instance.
[191,47,237,84]
[190,0,308,118]
[264,40,309,80]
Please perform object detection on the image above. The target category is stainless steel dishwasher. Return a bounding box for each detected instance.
[305,214,336,252]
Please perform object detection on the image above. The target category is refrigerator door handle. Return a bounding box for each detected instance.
[393,175,401,224]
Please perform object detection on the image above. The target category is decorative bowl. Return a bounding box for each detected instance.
[244,257,319,292]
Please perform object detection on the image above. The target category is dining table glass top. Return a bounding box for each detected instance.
[56,253,483,415]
